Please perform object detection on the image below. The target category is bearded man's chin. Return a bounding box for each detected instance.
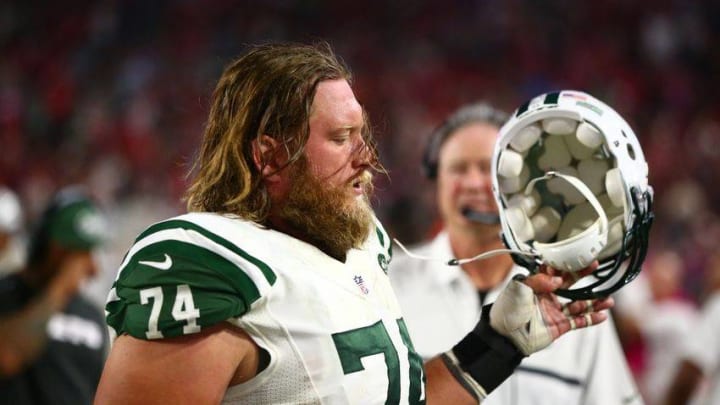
[279,164,374,260]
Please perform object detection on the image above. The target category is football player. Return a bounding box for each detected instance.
[95,43,612,404]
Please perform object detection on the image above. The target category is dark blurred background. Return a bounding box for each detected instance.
[1,1,719,390]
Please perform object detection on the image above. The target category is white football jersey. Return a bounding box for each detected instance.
[106,212,425,404]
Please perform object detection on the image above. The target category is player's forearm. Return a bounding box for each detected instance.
[0,274,78,376]
[422,302,527,404]
[424,356,478,405]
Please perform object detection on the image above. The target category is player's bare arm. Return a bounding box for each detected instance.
[95,323,262,405]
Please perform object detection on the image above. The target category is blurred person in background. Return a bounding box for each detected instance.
[0,186,109,405]
[665,252,720,405]
[0,187,26,275]
[389,102,642,404]
[614,249,698,405]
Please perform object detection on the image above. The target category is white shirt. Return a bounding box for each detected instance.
[390,231,643,405]
[683,292,720,405]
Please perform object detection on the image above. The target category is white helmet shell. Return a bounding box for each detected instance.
[492,90,654,299]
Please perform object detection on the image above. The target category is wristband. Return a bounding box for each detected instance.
[441,305,525,402]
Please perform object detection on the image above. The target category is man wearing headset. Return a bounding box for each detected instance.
[389,102,643,404]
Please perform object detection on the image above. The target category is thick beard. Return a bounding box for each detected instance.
[277,158,374,261]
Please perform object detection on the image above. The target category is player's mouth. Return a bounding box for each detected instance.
[351,171,372,195]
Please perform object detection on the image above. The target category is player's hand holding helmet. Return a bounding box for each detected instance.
[491,90,654,299]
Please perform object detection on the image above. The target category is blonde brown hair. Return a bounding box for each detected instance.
[185,42,380,222]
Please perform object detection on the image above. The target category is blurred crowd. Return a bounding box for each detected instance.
[1,0,720,402]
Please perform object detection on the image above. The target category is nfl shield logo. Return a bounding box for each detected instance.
[353,275,369,295]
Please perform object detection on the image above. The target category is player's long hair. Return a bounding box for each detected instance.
[185,42,381,222]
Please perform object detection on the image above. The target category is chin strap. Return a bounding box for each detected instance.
[393,238,537,266]
[501,171,610,272]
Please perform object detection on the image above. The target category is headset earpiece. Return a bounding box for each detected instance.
[421,127,442,180]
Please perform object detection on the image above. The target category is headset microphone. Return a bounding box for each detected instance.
[462,207,501,225]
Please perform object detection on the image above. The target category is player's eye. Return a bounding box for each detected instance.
[331,129,352,144]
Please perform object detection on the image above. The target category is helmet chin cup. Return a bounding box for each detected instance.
[524,172,608,272]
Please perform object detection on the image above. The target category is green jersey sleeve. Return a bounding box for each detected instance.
[105,219,276,340]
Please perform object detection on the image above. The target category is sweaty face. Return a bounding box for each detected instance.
[437,122,500,231]
[277,79,374,260]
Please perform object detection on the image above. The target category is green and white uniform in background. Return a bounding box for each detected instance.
[105,212,425,404]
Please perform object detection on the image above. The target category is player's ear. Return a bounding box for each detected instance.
[252,135,286,179]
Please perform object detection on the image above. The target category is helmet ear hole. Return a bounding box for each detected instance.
[626,143,636,160]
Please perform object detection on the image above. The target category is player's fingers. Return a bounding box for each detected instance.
[558,261,599,288]
[556,309,609,336]
[537,264,557,278]
[569,312,608,330]
[562,297,614,316]
[591,296,614,312]
[522,273,563,293]
[577,260,599,276]
[561,271,582,289]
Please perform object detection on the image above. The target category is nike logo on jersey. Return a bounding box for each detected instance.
[139,254,173,270]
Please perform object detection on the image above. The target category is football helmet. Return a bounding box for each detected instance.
[491,90,654,299]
